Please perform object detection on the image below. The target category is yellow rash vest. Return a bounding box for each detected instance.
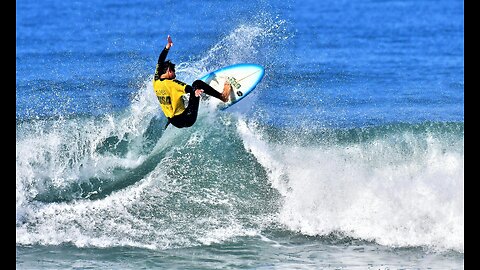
[153,78,188,118]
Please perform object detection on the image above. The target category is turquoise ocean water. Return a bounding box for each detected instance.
[16,0,464,268]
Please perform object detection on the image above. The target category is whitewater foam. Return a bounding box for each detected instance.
[237,118,464,252]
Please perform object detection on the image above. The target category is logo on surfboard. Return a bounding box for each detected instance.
[227,77,241,89]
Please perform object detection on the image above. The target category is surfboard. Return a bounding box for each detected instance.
[197,63,265,110]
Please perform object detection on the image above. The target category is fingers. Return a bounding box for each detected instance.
[166,35,173,48]
[195,89,204,97]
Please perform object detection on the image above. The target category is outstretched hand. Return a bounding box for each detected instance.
[166,35,174,49]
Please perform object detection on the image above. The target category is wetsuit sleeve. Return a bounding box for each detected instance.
[154,46,169,80]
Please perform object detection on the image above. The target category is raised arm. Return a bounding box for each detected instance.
[154,35,174,80]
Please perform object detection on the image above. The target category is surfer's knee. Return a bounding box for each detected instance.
[192,80,203,89]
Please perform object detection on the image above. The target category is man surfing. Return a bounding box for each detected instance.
[153,35,232,128]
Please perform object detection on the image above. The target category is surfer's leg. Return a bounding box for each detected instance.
[170,94,201,128]
[192,80,231,102]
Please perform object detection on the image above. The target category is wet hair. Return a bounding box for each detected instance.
[161,60,175,74]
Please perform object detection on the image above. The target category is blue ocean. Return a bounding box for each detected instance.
[16,0,464,269]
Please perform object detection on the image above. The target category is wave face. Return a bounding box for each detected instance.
[16,80,464,252]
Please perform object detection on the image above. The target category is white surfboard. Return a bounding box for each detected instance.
[197,63,265,110]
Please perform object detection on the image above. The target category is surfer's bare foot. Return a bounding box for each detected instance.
[221,81,232,102]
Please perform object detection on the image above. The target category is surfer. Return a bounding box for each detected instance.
[153,35,232,129]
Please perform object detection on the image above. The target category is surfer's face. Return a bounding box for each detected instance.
[167,66,176,79]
